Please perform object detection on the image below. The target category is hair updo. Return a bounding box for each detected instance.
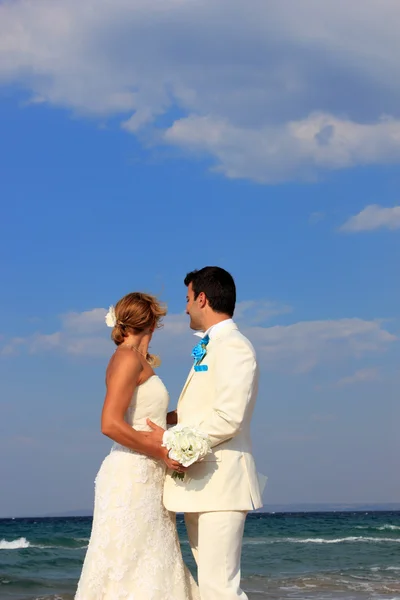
[111,292,167,366]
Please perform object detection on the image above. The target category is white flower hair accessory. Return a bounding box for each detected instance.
[105,305,117,328]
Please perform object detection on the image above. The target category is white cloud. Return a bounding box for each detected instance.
[1,300,287,356]
[246,319,396,373]
[1,337,26,356]
[234,300,292,324]
[162,312,189,336]
[340,205,400,232]
[164,113,400,183]
[2,1,400,181]
[1,307,396,375]
[1,309,110,357]
[61,308,107,333]
[337,367,380,386]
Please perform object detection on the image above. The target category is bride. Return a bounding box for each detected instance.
[75,292,199,600]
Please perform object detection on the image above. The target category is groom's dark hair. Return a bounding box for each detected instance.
[184,266,236,317]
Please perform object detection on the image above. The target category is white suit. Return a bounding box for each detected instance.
[164,320,263,599]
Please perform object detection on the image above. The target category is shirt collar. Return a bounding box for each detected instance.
[194,318,234,340]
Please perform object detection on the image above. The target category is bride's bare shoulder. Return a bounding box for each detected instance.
[106,346,143,380]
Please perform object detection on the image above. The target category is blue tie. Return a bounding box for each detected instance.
[201,334,210,346]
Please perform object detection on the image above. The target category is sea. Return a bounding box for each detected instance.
[0,511,399,600]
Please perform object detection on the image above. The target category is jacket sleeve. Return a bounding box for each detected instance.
[197,338,258,448]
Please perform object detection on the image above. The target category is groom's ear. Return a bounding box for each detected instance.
[197,291,207,309]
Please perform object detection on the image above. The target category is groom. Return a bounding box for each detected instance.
[164,266,262,600]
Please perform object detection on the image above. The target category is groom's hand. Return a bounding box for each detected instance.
[166,410,178,425]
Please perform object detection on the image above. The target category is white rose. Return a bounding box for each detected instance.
[105,306,116,327]
[162,426,211,469]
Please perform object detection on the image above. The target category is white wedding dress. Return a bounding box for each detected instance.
[75,375,199,600]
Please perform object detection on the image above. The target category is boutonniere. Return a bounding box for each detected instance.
[191,334,209,372]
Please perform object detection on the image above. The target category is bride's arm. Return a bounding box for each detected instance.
[100,351,181,470]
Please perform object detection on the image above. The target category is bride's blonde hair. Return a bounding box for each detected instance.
[111,292,167,366]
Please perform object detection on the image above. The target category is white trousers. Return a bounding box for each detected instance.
[184,511,248,600]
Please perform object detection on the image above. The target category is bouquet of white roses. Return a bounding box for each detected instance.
[162,425,211,480]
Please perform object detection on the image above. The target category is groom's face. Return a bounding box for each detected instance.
[186,283,203,331]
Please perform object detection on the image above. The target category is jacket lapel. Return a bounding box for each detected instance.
[177,365,195,408]
[177,322,238,408]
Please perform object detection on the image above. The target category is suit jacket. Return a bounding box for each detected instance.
[163,321,263,512]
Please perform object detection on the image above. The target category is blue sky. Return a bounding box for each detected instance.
[0,0,399,517]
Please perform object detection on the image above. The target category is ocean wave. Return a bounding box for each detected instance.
[32,536,89,549]
[357,524,400,531]
[243,536,400,544]
[0,537,30,550]
[0,537,89,551]
[371,566,400,572]
[32,543,88,551]
[284,536,400,544]
[243,573,400,596]
[34,596,70,600]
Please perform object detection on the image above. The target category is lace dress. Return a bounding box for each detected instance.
[75,375,199,600]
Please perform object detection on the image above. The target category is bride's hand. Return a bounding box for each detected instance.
[146,419,186,473]
[146,419,165,445]
[160,446,187,473]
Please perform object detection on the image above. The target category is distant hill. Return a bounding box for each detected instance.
[258,502,400,513]
[35,503,400,518]
[41,509,94,517]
